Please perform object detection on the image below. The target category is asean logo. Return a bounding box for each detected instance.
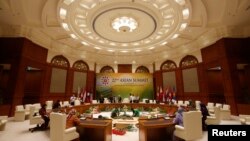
[101,76,109,85]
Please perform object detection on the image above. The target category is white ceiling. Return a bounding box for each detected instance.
[0,0,250,66]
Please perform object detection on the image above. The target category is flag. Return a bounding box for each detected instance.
[80,88,86,103]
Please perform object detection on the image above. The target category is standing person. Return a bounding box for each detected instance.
[129,93,134,103]
[66,109,84,141]
[39,104,50,130]
[118,95,122,103]
[99,94,104,103]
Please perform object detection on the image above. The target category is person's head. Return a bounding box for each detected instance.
[42,104,47,109]
[177,106,184,114]
[68,108,77,115]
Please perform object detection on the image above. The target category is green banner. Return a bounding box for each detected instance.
[96,73,154,100]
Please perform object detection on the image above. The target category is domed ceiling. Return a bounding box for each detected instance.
[0,0,250,66]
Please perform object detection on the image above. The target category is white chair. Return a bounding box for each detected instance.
[0,116,8,131]
[177,100,184,107]
[46,100,53,111]
[50,112,79,141]
[195,100,201,110]
[74,99,81,106]
[142,98,148,103]
[220,104,231,120]
[33,103,41,113]
[215,103,222,108]
[206,102,215,114]
[14,105,26,121]
[92,100,98,104]
[205,107,221,125]
[239,114,250,125]
[24,104,32,119]
[184,100,190,107]
[122,98,130,103]
[63,101,70,107]
[174,111,203,141]
[29,105,44,132]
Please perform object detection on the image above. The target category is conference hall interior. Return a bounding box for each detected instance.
[0,0,250,141]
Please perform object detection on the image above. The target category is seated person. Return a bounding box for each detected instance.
[200,102,210,131]
[173,106,184,126]
[52,100,61,112]
[39,104,50,130]
[131,108,140,117]
[99,95,104,103]
[66,109,84,141]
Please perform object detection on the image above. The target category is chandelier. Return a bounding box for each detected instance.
[112,16,138,32]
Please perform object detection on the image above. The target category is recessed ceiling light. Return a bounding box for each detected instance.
[94,47,101,50]
[161,41,168,45]
[107,49,114,52]
[120,50,128,53]
[59,8,67,19]
[135,49,142,52]
[171,34,179,39]
[81,41,89,46]
[149,47,155,50]
[63,0,75,5]
[182,8,190,19]
[175,0,186,5]
[61,23,69,31]
[70,34,77,39]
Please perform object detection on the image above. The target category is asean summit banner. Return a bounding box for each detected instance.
[96,73,154,99]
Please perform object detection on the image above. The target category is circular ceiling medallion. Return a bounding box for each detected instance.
[93,7,156,43]
[58,0,191,52]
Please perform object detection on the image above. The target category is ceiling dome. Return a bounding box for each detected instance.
[58,0,191,52]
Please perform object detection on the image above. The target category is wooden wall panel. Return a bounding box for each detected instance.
[118,64,132,73]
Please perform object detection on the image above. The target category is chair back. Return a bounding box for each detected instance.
[214,107,221,120]
[46,100,53,110]
[29,105,43,125]
[16,105,24,111]
[50,112,66,141]
[183,111,202,140]
[215,103,222,109]
[222,104,230,110]
[74,99,81,106]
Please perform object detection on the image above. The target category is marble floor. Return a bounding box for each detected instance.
[0,115,242,141]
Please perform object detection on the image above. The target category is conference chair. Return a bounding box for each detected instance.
[50,112,79,141]
[92,99,98,104]
[14,105,26,121]
[195,100,201,110]
[205,107,221,125]
[177,100,184,107]
[33,103,42,113]
[74,99,81,106]
[24,104,32,119]
[220,104,231,120]
[46,100,53,112]
[206,102,215,114]
[174,111,203,141]
[62,101,70,107]
[29,105,44,132]
[0,116,8,131]
[215,103,222,108]
[239,114,250,125]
